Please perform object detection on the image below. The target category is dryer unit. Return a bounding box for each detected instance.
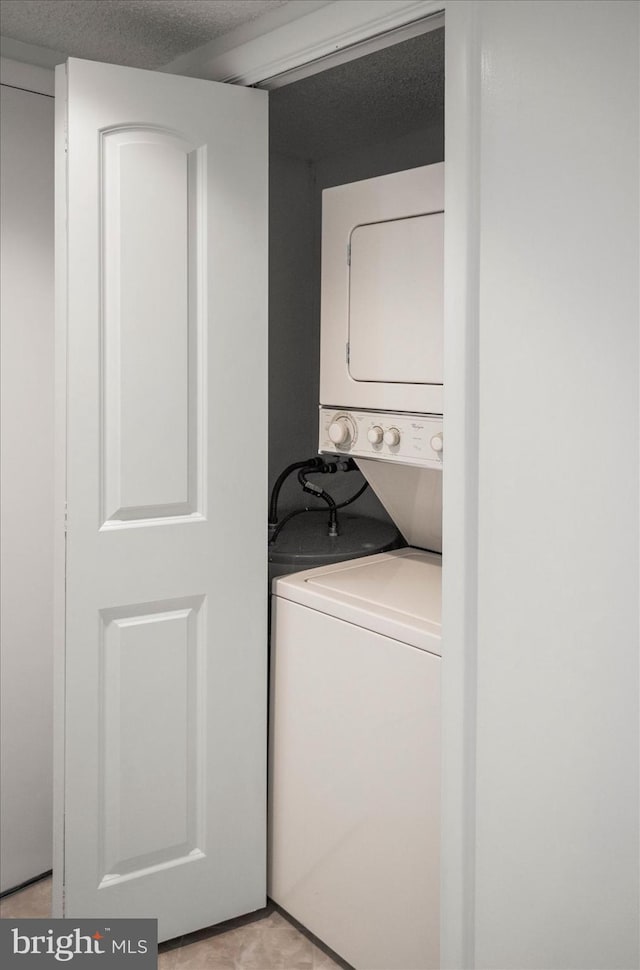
[320,163,444,416]
[319,163,444,553]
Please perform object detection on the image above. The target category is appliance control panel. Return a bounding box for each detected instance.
[319,407,443,469]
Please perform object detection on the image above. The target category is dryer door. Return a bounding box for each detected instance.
[320,163,444,415]
[349,211,443,385]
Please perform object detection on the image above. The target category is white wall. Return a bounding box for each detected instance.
[468,2,639,966]
[0,80,55,891]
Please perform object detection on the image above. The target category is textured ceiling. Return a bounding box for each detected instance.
[1,2,444,161]
[270,27,444,160]
[0,0,290,69]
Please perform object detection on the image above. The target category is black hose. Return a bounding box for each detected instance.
[269,456,358,531]
[268,457,324,525]
[268,480,369,545]
[297,468,339,535]
[334,480,368,509]
[269,506,323,545]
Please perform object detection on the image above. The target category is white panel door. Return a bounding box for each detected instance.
[55,58,268,941]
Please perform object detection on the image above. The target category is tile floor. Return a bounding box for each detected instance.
[0,877,345,969]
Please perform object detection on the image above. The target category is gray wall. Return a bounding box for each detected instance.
[268,151,317,494]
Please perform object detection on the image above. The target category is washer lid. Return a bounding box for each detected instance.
[272,548,441,655]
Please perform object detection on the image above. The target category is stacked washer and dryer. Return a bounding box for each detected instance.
[269,164,444,970]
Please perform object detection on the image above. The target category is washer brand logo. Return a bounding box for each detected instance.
[0,919,157,967]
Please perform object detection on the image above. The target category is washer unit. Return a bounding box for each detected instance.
[269,549,441,970]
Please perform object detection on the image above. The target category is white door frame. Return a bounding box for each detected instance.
[162,0,447,85]
[52,76,67,921]
[52,0,480,963]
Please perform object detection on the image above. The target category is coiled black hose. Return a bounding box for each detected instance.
[268,457,324,526]
[268,455,359,539]
[268,479,369,545]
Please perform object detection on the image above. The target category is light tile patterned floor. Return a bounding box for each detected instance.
[0,877,343,969]
[0,876,52,919]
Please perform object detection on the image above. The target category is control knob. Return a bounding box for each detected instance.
[383,427,401,447]
[430,432,444,453]
[328,417,352,446]
[367,425,384,445]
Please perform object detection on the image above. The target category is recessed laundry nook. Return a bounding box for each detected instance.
[266,35,445,967]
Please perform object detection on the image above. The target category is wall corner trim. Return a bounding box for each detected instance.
[1,56,55,96]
